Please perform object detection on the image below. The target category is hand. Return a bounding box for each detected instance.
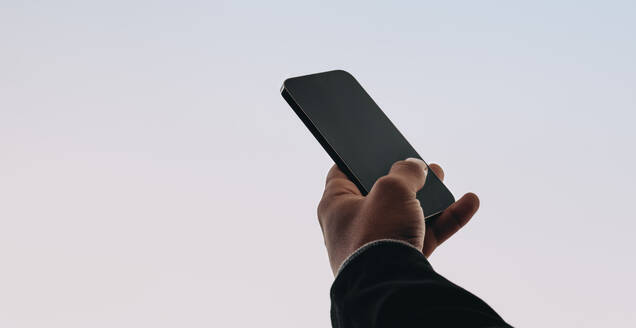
[317,158,480,275]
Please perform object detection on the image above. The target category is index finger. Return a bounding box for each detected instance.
[324,164,362,197]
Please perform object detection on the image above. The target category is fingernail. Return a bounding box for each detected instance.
[405,157,428,174]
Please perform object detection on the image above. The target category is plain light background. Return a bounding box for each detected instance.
[1,1,635,327]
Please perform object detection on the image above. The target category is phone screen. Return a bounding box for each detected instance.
[281,70,455,218]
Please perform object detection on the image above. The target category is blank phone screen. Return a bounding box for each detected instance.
[281,70,455,218]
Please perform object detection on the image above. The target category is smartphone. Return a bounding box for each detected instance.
[281,70,454,218]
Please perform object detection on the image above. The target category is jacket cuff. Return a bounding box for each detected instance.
[331,240,433,300]
[336,239,423,277]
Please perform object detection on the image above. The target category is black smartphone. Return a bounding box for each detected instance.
[281,70,454,218]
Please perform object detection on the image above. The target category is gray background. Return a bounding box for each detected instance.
[1,1,635,327]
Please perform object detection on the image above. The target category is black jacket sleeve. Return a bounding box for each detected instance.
[330,240,511,328]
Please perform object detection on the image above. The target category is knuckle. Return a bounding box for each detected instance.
[317,196,332,222]
[374,176,409,193]
[393,160,425,179]
[317,198,328,218]
[324,180,341,193]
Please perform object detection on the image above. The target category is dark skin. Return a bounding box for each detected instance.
[317,158,480,274]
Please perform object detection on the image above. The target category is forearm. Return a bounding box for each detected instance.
[330,240,510,328]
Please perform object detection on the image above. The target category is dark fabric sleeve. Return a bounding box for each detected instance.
[330,240,511,328]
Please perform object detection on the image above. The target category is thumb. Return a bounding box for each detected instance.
[370,158,428,200]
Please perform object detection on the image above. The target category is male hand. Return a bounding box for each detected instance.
[318,158,480,275]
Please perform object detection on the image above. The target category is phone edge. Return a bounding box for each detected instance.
[280,85,370,195]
